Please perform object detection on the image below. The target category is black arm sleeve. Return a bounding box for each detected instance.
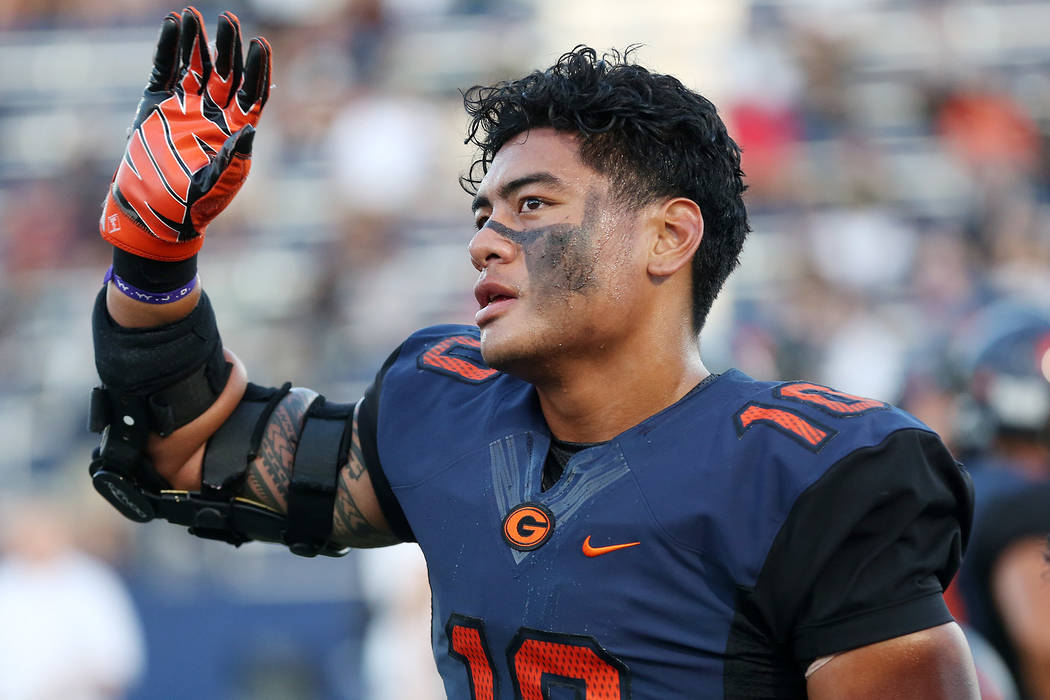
[356,342,415,543]
[726,427,974,693]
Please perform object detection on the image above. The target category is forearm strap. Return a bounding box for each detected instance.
[200,382,292,499]
[195,385,352,556]
[285,397,354,557]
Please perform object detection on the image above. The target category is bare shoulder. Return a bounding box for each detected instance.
[806,622,979,700]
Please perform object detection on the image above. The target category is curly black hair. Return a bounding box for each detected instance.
[461,45,749,334]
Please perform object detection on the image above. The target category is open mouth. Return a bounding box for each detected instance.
[486,294,513,306]
[474,282,518,326]
[475,279,518,309]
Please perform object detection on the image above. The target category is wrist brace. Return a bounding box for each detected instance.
[91,286,230,436]
[89,285,230,521]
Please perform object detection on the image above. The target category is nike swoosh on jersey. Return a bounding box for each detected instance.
[582,535,641,557]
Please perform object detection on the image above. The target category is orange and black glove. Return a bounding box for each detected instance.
[100,7,272,261]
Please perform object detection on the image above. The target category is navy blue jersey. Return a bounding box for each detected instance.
[358,325,973,699]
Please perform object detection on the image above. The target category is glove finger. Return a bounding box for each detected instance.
[189,128,253,231]
[179,6,213,95]
[236,36,272,119]
[191,126,252,194]
[232,124,255,157]
[210,11,243,108]
[146,12,182,93]
[216,127,254,176]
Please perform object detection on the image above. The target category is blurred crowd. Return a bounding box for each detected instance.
[1,0,1049,698]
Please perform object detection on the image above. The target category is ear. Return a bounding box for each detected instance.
[647,197,703,278]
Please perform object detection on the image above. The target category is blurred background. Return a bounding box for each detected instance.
[1,0,1049,698]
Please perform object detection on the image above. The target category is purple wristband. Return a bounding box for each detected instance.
[103,266,198,305]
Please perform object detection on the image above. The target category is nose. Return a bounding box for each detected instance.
[468,221,518,271]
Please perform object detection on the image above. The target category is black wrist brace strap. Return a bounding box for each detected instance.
[284,396,354,557]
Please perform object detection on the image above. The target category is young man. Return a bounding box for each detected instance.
[89,8,979,697]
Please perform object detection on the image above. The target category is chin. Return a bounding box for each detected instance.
[478,329,516,371]
[479,326,543,377]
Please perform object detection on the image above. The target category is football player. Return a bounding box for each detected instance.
[88,8,978,697]
[949,303,1050,699]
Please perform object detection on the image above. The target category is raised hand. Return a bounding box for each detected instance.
[100,7,272,261]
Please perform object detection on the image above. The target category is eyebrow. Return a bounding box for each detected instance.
[471,172,566,213]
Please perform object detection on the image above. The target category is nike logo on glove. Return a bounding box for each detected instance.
[582,535,641,557]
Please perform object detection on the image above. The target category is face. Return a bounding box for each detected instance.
[468,128,649,378]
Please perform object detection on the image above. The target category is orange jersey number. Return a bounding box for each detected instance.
[734,381,888,452]
[447,616,629,699]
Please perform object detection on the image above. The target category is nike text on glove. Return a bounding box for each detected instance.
[100,7,272,261]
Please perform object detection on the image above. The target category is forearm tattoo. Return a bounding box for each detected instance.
[346,401,366,480]
[242,390,399,548]
[332,402,400,548]
[243,388,316,512]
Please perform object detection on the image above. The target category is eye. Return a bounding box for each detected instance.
[519,197,546,214]
[474,213,489,230]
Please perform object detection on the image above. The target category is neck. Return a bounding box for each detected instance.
[533,332,708,443]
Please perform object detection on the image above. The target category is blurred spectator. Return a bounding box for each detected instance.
[358,544,444,700]
[0,492,145,700]
[966,624,1020,700]
[1,178,79,274]
[935,80,1040,175]
[319,87,447,364]
[946,302,1050,699]
[724,3,803,205]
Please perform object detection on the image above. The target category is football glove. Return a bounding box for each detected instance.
[100,7,272,261]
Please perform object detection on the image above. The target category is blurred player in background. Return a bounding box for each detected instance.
[86,7,978,697]
[947,303,1050,700]
[0,493,145,700]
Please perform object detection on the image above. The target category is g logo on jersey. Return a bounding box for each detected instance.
[502,503,554,551]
